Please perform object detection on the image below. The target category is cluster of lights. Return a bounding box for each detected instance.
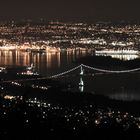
[0,67,6,73]
[0,94,140,132]
[0,21,140,54]
[77,38,107,45]
[26,98,51,108]
[95,49,138,55]
[4,95,16,100]
[24,98,140,131]
[3,95,23,100]
[31,84,48,90]
[18,71,39,76]
[11,81,21,86]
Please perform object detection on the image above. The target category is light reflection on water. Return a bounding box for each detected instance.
[111,54,139,61]
[96,54,139,61]
[108,93,140,101]
[0,50,139,75]
[0,50,89,76]
[95,49,140,61]
[59,75,140,101]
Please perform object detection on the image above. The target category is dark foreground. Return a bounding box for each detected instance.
[0,88,140,140]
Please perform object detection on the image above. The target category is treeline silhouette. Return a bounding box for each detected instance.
[76,56,140,69]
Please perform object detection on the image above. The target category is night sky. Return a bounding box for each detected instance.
[0,0,140,21]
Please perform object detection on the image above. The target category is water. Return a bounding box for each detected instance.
[0,49,140,101]
[95,49,140,60]
[56,72,140,102]
[0,49,139,75]
[96,54,139,61]
[0,50,90,76]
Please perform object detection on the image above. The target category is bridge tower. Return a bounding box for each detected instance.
[79,77,84,86]
[79,65,84,92]
[80,65,84,76]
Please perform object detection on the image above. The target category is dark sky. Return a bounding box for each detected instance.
[0,0,140,21]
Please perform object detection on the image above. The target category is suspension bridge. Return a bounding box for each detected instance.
[2,64,140,84]
[46,64,140,89]
[48,64,140,78]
